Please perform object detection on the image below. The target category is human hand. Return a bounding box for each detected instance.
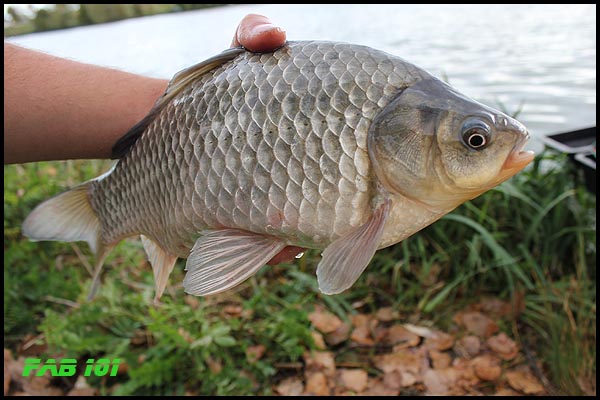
[231,14,287,52]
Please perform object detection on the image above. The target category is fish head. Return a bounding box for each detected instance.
[368,78,534,210]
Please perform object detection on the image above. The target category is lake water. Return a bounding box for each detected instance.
[7,4,596,152]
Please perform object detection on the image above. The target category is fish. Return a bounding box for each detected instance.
[22,40,534,300]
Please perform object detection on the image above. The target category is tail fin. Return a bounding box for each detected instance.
[22,182,109,299]
[22,182,102,253]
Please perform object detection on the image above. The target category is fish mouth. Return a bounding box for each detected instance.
[502,149,535,172]
[496,131,535,182]
[503,128,534,169]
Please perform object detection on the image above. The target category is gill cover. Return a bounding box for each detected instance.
[367,78,451,201]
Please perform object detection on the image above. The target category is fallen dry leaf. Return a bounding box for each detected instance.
[67,376,98,396]
[375,307,397,322]
[494,385,522,396]
[423,331,455,351]
[69,388,100,398]
[245,344,266,363]
[382,370,402,390]
[479,297,513,317]
[72,375,91,390]
[374,347,424,387]
[304,351,336,377]
[423,369,451,395]
[333,387,358,396]
[505,370,545,394]
[310,331,327,350]
[350,314,373,329]
[427,361,482,396]
[223,304,243,316]
[362,377,401,396]
[454,311,499,338]
[454,335,481,359]
[205,356,222,374]
[403,323,435,338]
[351,326,374,346]
[275,377,304,396]
[21,372,62,396]
[577,375,597,396]
[383,325,420,348]
[308,308,343,334]
[4,349,12,396]
[487,332,519,360]
[8,355,25,388]
[401,371,419,387]
[350,314,376,346]
[471,354,501,381]
[372,324,388,342]
[178,327,193,343]
[115,360,129,376]
[324,322,351,346]
[404,324,454,350]
[429,350,452,370]
[449,357,480,389]
[305,371,330,396]
[338,369,368,392]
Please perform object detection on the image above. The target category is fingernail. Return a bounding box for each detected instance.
[252,23,284,35]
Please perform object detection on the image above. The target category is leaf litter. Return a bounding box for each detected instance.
[277,296,547,396]
[4,297,548,396]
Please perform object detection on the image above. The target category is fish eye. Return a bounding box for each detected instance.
[461,118,491,150]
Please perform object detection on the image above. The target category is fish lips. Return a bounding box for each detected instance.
[497,130,535,183]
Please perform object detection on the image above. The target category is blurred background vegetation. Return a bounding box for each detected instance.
[4,4,226,37]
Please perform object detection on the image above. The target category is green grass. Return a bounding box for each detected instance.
[3,150,596,395]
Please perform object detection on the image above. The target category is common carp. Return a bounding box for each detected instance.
[22,41,534,299]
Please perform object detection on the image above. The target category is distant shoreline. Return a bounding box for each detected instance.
[4,4,229,38]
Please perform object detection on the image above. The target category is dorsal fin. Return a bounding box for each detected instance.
[111,47,245,159]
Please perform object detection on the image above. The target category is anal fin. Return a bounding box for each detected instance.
[141,235,178,301]
[183,229,286,296]
[317,199,391,295]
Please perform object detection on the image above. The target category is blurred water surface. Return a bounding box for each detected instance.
[7,4,596,152]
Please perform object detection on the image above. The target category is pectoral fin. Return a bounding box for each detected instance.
[317,199,391,295]
[141,235,178,301]
[183,229,286,296]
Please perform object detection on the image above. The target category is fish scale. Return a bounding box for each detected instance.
[90,41,427,256]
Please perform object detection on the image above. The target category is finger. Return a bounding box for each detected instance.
[267,246,306,266]
[231,13,286,52]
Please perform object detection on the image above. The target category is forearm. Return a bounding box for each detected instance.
[4,42,168,164]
